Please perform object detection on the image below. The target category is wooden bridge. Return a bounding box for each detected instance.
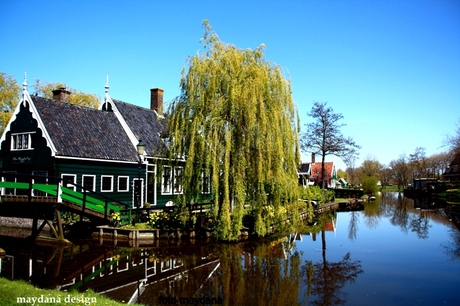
[0,173,129,243]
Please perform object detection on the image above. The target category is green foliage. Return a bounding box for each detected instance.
[298,185,334,204]
[168,21,300,240]
[32,79,99,108]
[361,176,378,194]
[337,169,348,180]
[148,211,182,229]
[0,72,21,134]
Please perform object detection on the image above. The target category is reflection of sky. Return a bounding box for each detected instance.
[294,199,460,305]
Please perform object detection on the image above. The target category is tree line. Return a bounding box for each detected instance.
[342,147,455,194]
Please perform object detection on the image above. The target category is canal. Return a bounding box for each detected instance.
[0,192,459,305]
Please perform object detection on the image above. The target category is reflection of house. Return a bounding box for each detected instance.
[0,241,220,305]
[443,151,460,182]
[298,153,336,188]
[0,78,211,208]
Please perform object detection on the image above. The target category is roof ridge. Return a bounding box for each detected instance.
[33,95,100,112]
[111,98,155,112]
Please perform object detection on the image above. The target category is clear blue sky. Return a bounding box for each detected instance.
[1,0,459,170]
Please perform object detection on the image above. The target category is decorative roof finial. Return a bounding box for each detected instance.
[23,72,27,91]
[105,75,109,95]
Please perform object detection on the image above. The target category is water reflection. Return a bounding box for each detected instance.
[302,252,363,306]
[1,192,459,305]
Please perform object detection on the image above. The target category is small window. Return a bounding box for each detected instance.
[11,133,33,150]
[61,174,76,191]
[82,175,95,192]
[118,176,129,192]
[202,170,211,194]
[101,176,113,192]
[174,167,183,194]
[162,166,172,194]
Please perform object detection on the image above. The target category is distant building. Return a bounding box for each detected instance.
[443,151,460,182]
[298,153,336,188]
[336,177,348,189]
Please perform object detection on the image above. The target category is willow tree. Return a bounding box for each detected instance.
[168,21,300,240]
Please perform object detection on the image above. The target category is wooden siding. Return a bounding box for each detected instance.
[57,159,145,207]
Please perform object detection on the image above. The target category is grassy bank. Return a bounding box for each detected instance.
[380,185,402,192]
[0,277,144,306]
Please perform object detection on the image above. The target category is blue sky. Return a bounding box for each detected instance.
[1,0,459,170]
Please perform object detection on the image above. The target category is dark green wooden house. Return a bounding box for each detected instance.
[0,78,192,209]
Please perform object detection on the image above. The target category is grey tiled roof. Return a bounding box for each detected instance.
[32,96,139,162]
[112,99,168,155]
[298,162,311,174]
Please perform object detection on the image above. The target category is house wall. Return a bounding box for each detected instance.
[0,102,54,177]
[0,100,212,210]
[56,159,145,207]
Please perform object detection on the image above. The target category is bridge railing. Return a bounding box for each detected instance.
[0,172,129,218]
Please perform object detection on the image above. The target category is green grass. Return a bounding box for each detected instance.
[380,185,402,192]
[0,277,144,306]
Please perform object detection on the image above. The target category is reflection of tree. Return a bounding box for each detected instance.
[410,213,431,239]
[302,250,363,305]
[348,212,359,241]
[302,221,363,305]
[390,194,411,233]
[363,196,381,229]
[443,228,460,261]
[215,241,302,306]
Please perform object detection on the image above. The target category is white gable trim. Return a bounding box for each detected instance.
[99,84,145,158]
[0,82,57,156]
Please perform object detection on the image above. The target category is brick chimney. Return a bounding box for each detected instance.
[311,153,316,164]
[150,88,164,115]
[52,88,71,102]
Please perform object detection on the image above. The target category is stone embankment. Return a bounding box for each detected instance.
[0,217,50,238]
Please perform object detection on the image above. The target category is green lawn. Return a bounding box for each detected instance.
[380,185,402,192]
[0,277,144,306]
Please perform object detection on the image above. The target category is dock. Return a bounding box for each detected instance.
[314,202,340,214]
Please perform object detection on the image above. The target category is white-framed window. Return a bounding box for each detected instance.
[118,176,129,192]
[82,175,96,192]
[162,166,172,194]
[61,174,76,191]
[11,132,34,150]
[201,169,211,194]
[116,255,129,272]
[173,257,183,268]
[161,259,171,272]
[173,166,183,194]
[147,164,157,205]
[161,166,184,195]
[32,171,48,196]
[101,176,113,192]
[132,178,144,208]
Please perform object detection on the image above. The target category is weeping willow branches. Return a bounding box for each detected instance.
[168,21,300,240]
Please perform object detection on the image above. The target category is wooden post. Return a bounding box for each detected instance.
[104,199,108,219]
[46,220,59,238]
[54,208,65,241]
[81,189,87,221]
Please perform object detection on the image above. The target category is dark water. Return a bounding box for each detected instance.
[1,192,459,305]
